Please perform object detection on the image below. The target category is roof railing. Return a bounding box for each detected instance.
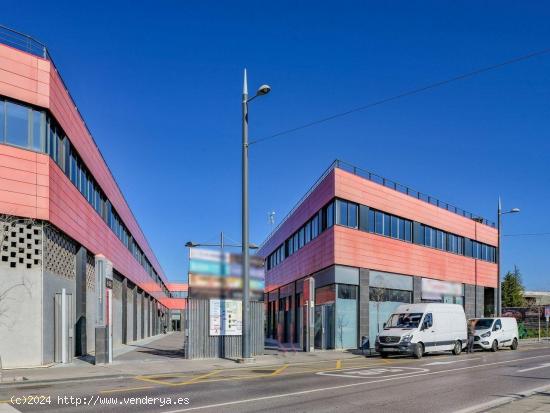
[259,159,495,250]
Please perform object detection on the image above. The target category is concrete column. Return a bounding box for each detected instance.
[476,286,485,318]
[464,284,476,319]
[358,268,370,348]
[75,246,87,356]
[302,277,315,352]
[133,287,138,341]
[413,276,422,303]
[140,291,145,339]
[121,278,127,344]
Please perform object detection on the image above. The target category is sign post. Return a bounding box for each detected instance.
[545,306,550,342]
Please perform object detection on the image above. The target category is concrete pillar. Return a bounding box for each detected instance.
[464,284,476,319]
[121,278,127,344]
[140,291,145,339]
[475,286,485,318]
[75,246,87,356]
[358,268,369,348]
[133,287,138,341]
[302,277,315,352]
[413,276,422,303]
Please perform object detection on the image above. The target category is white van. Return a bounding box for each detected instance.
[472,317,519,351]
[376,303,467,359]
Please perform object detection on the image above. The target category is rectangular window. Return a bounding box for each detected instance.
[375,211,384,235]
[31,110,44,151]
[348,203,357,228]
[436,230,446,250]
[293,233,299,252]
[312,215,319,239]
[305,221,311,243]
[70,152,77,184]
[404,220,412,242]
[391,216,399,238]
[337,199,348,226]
[425,226,434,247]
[383,213,391,236]
[299,227,305,248]
[49,124,57,162]
[457,236,464,255]
[413,222,424,245]
[326,202,334,228]
[5,101,29,148]
[368,209,375,233]
[359,205,369,232]
[63,138,70,176]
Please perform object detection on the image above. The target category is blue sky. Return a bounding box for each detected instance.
[4,1,550,289]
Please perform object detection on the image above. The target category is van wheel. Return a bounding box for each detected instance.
[413,343,424,359]
[511,338,518,350]
[491,340,498,352]
[452,340,462,356]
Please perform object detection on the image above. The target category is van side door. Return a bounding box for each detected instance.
[493,319,503,347]
[421,313,436,351]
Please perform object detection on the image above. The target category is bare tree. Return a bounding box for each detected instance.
[336,313,350,349]
[370,287,387,335]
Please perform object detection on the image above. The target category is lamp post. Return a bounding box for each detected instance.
[242,69,271,361]
[497,197,520,316]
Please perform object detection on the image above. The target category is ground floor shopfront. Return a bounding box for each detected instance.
[265,265,495,350]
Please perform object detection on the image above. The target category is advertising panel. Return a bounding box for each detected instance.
[209,299,242,336]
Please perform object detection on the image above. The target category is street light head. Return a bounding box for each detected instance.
[185,241,198,248]
[249,243,259,250]
[510,208,520,213]
[256,84,271,96]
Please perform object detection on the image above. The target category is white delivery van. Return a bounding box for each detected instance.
[376,303,467,359]
[472,317,518,351]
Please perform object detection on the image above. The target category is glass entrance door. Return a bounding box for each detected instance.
[314,304,334,349]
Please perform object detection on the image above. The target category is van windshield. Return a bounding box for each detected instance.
[474,319,494,330]
[386,313,423,329]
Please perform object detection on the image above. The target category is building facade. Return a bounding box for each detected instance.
[257,161,498,350]
[0,27,184,367]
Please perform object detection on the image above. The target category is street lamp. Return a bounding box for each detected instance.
[242,69,271,361]
[497,198,520,316]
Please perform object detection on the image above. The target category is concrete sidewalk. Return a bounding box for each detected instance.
[486,388,550,412]
[0,332,362,386]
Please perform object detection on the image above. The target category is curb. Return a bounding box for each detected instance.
[0,374,131,389]
[455,383,550,413]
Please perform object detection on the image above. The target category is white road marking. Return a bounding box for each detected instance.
[517,362,550,373]
[424,357,480,366]
[161,353,550,412]
[317,366,429,379]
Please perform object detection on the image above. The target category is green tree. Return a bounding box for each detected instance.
[501,265,525,307]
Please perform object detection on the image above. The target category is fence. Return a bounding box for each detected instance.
[503,306,550,340]
[185,299,264,359]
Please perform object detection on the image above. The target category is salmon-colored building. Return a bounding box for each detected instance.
[0,26,184,367]
[257,160,498,350]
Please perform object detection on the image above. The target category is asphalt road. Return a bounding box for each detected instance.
[1,344,549,413]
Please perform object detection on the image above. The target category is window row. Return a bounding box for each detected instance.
[0,97,169,297]
[267,197,497,271]
[267,200,334,270]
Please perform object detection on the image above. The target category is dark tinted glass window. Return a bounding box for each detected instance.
[383,213,391,236]
[348,203,358,228]
[5,101,28,148]
[404,220,412,242]
[359,205,369,232]
[337,200,348,226]
[326,202,334,228]
[31,110,43,151]
[368,209,375,232]
[305,221,311,243]
[338,284,357,299]
[375,211,384,235]
[391,216,398,238]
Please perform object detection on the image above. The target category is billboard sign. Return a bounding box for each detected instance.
[188,248,265,300]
